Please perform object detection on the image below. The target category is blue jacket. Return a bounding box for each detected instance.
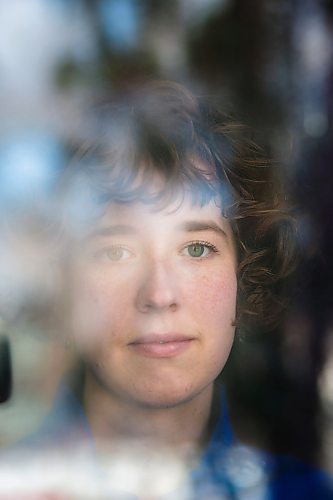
[3,384,333,499]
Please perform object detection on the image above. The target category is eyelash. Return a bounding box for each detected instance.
[182,240,220,258]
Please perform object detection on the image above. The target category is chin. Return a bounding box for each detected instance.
[128,381,212,410]
[135,394,189,410]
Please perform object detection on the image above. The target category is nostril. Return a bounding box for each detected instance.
[139,300,178,313]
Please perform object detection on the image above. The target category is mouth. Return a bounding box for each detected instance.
[128,333,195,358]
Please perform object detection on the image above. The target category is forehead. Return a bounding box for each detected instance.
[93,197,234,238]
[62,166,235,244]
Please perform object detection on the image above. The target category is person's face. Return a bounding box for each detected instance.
[66,196,237,409]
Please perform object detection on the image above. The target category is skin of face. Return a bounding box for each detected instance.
[65,196,237,410]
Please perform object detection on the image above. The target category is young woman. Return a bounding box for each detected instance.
[2,82,332,499]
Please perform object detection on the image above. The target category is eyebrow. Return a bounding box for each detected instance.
[87,220,228,239]
[87,224,137,238]
[177,220,228,238]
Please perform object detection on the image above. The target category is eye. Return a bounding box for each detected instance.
[183,241,219,259]
[97,245,133,262]
[187,243,206,258]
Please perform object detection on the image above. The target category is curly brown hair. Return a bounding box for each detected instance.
[60,81,297,333]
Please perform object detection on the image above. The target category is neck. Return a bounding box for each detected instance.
[83,372,214,455]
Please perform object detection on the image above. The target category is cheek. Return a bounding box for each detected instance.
[186,269,237,324]
[187,268,237,371]
[68,273,128,351]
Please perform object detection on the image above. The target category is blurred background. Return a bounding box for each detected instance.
[0,0,332,474]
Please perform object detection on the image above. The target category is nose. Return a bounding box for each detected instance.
[135,259,180,313]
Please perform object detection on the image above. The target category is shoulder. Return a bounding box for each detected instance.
[0,383,98,496]
[1,383,92,458]
[198,387,333,499]
[265,451,333,500]
[196,441,333,499]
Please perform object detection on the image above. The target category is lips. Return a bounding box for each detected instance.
[129,333,194,358]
